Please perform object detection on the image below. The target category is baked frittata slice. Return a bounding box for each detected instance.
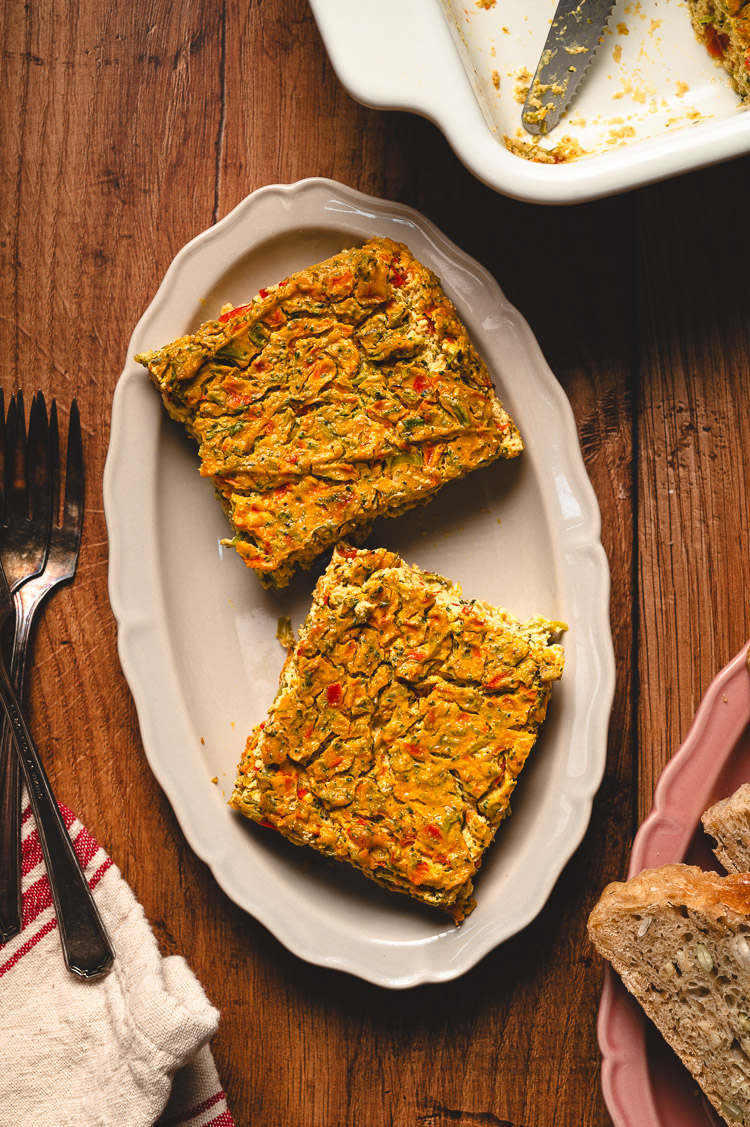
[135,237,523,587]
[688,0,750,100]
[230,544,564,923]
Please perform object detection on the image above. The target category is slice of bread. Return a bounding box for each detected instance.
[588,864,750,1125]
[703,785,750,874]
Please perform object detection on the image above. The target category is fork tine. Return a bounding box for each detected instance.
[62,399,84,543]
[3,394,19,527]
[6,391,27,529]
[0,388,5,518]
[26,392,51,532]
[48,401,60,528]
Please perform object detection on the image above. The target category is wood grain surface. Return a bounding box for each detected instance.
[2,1,750,1124]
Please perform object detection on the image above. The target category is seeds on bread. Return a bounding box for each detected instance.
[588,864,750,1125]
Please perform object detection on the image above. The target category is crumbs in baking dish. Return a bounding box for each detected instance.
[504,134,590,163]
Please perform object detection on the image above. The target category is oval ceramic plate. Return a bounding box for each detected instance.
[598,641,750,1124]
[103,178,614,987]
[309,0,750,205]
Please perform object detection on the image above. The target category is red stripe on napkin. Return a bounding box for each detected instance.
[0,917,57,977]
[73,824,101,868]
[89,856,113,888]
[21,830,43,874]
[13,855,112,937]
[20,801,74,829]
[4,801,231,1127]
[158,1090,226,1125]
[155,1085,236,1126]
[21,821,106,881]
[21,872,54,927]
[0,814,114,970]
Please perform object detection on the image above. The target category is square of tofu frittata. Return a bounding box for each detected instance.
[135,237,522,587]
[230,544,564,923]
[688,0,750,100]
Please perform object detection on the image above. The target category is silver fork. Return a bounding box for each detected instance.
[0,398,83,938]
[0,390,52,938]
[0,395,114,977]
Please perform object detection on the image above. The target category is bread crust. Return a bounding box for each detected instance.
[590,863,750,923]
[703,785,750,875]
[589,864,750,1125]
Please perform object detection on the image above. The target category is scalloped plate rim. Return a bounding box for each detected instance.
[104,177,615,987]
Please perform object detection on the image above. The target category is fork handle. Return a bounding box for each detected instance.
[0,657,114,978]
[0,732,21,940]
[0,587,44,940]
[0,581,47,933]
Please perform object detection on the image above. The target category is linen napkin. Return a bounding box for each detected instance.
[0,796,235,1127]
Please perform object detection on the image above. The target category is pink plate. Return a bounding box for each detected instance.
[597,641,750,1127]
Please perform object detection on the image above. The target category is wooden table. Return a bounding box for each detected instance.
[3,2,750,1124]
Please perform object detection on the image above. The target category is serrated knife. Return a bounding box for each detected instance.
[522,0,616,136]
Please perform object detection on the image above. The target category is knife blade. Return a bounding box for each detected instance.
[522,0,616,136]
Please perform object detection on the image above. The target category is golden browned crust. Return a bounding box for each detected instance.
[589,864,750,925]
[702,785,750,874]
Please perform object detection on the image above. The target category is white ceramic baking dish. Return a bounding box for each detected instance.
[310,0,750,204]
